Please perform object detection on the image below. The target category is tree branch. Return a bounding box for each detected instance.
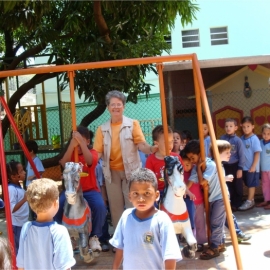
[93,1,111,44]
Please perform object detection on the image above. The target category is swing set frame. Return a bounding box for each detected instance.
[0,53,243,269]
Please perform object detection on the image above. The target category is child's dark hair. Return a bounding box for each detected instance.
[25,140,39,154]
[184,140,200,155]
[181,130,192,141]
[241,116,254,125]
[77,126,90,139]
[88,129,94,141]
[209,140,231,158]
[152,125,173,141]
[225,118,238,126]
[180,151,189,160]
[129,168,158,190]
[6,160,20,180]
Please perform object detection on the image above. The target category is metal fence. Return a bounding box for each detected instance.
[3,88,269,198]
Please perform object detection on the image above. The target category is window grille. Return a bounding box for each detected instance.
[181,29,199,48]
[210,27,228,45]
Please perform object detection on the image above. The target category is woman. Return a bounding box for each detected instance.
[94,90,157,228]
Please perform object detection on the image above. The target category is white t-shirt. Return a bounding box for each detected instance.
[8,183,29,227]
[26,156,45,187]
[17,221,76,270]
[110,208,182,270]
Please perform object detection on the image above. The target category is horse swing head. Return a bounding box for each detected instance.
[164,156,186,197]
[63,162,82,205]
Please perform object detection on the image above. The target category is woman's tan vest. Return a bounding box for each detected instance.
[101,116,141,183]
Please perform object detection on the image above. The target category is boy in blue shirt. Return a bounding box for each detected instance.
[185,139,251,259]
[17,178,75,270]
[220,118,245,211]
[110,168,182,269]
[239,116,262,211]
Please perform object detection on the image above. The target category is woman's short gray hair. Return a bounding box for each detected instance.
[105,90,126,106]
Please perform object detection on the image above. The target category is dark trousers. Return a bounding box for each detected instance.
[209,199,226,248]
[99,207,111,243]
[184,196,195,229]
[224,162,243,208]
[12,225,22,255]
[54,190,107,238]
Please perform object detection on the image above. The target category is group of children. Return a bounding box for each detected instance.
[1,115,270,269]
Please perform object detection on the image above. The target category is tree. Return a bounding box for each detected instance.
[0,1,198,167]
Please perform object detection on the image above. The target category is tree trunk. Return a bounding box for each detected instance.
[79,102,107,127]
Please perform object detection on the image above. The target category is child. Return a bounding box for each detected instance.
[110,168,182,270]
[7,160,29,254]
[257,123,270,209]
[184,140,232,259]
[172,130,190,154]
[16,178,75,270]
[180,151,207,252]
[239,116,262,211]
[146,125,182,200]
[185,140,251,259]
[54,126,107,253]
[220,118,245,211]
[0,237,12,270]
[203,120,211,158]
[25,140,45,187]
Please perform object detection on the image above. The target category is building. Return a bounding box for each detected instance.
[145,0,270,137]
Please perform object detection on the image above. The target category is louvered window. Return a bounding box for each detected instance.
[181,29,199,48]
[210,27,228,45]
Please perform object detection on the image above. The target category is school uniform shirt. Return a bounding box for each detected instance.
[189,158,229,203]
[260,139,270,172]
[241,134,262,172]
[145,152,182,191]
[17,221,75,270]
[8,183,29,227]
[220,133,245,169]
[204,136,211,158]
[109,208,182,270]
[26,156,45,187]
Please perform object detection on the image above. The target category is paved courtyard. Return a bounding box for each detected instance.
[1,206,270,270]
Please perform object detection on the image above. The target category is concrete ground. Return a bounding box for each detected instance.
[1,206,270,270]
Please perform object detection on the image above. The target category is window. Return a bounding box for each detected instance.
[164,34,172,48]
[210,27,228,45]
[181,29,199,48]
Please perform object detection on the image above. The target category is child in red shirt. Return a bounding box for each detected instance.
[54,126,107,253]
[146,125,183,200]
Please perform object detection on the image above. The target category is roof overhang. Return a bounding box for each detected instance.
[163,55,270,72]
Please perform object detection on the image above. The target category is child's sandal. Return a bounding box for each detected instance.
[200,247,220,260]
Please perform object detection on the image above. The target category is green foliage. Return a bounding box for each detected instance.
[0,0,199,117]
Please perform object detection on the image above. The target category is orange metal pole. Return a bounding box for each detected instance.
[156,64,169,156]
[0,111,16,269]
[192,62,210,245]
[68,71,78,163]
[192,54,243,270]
[0,54,193,78]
